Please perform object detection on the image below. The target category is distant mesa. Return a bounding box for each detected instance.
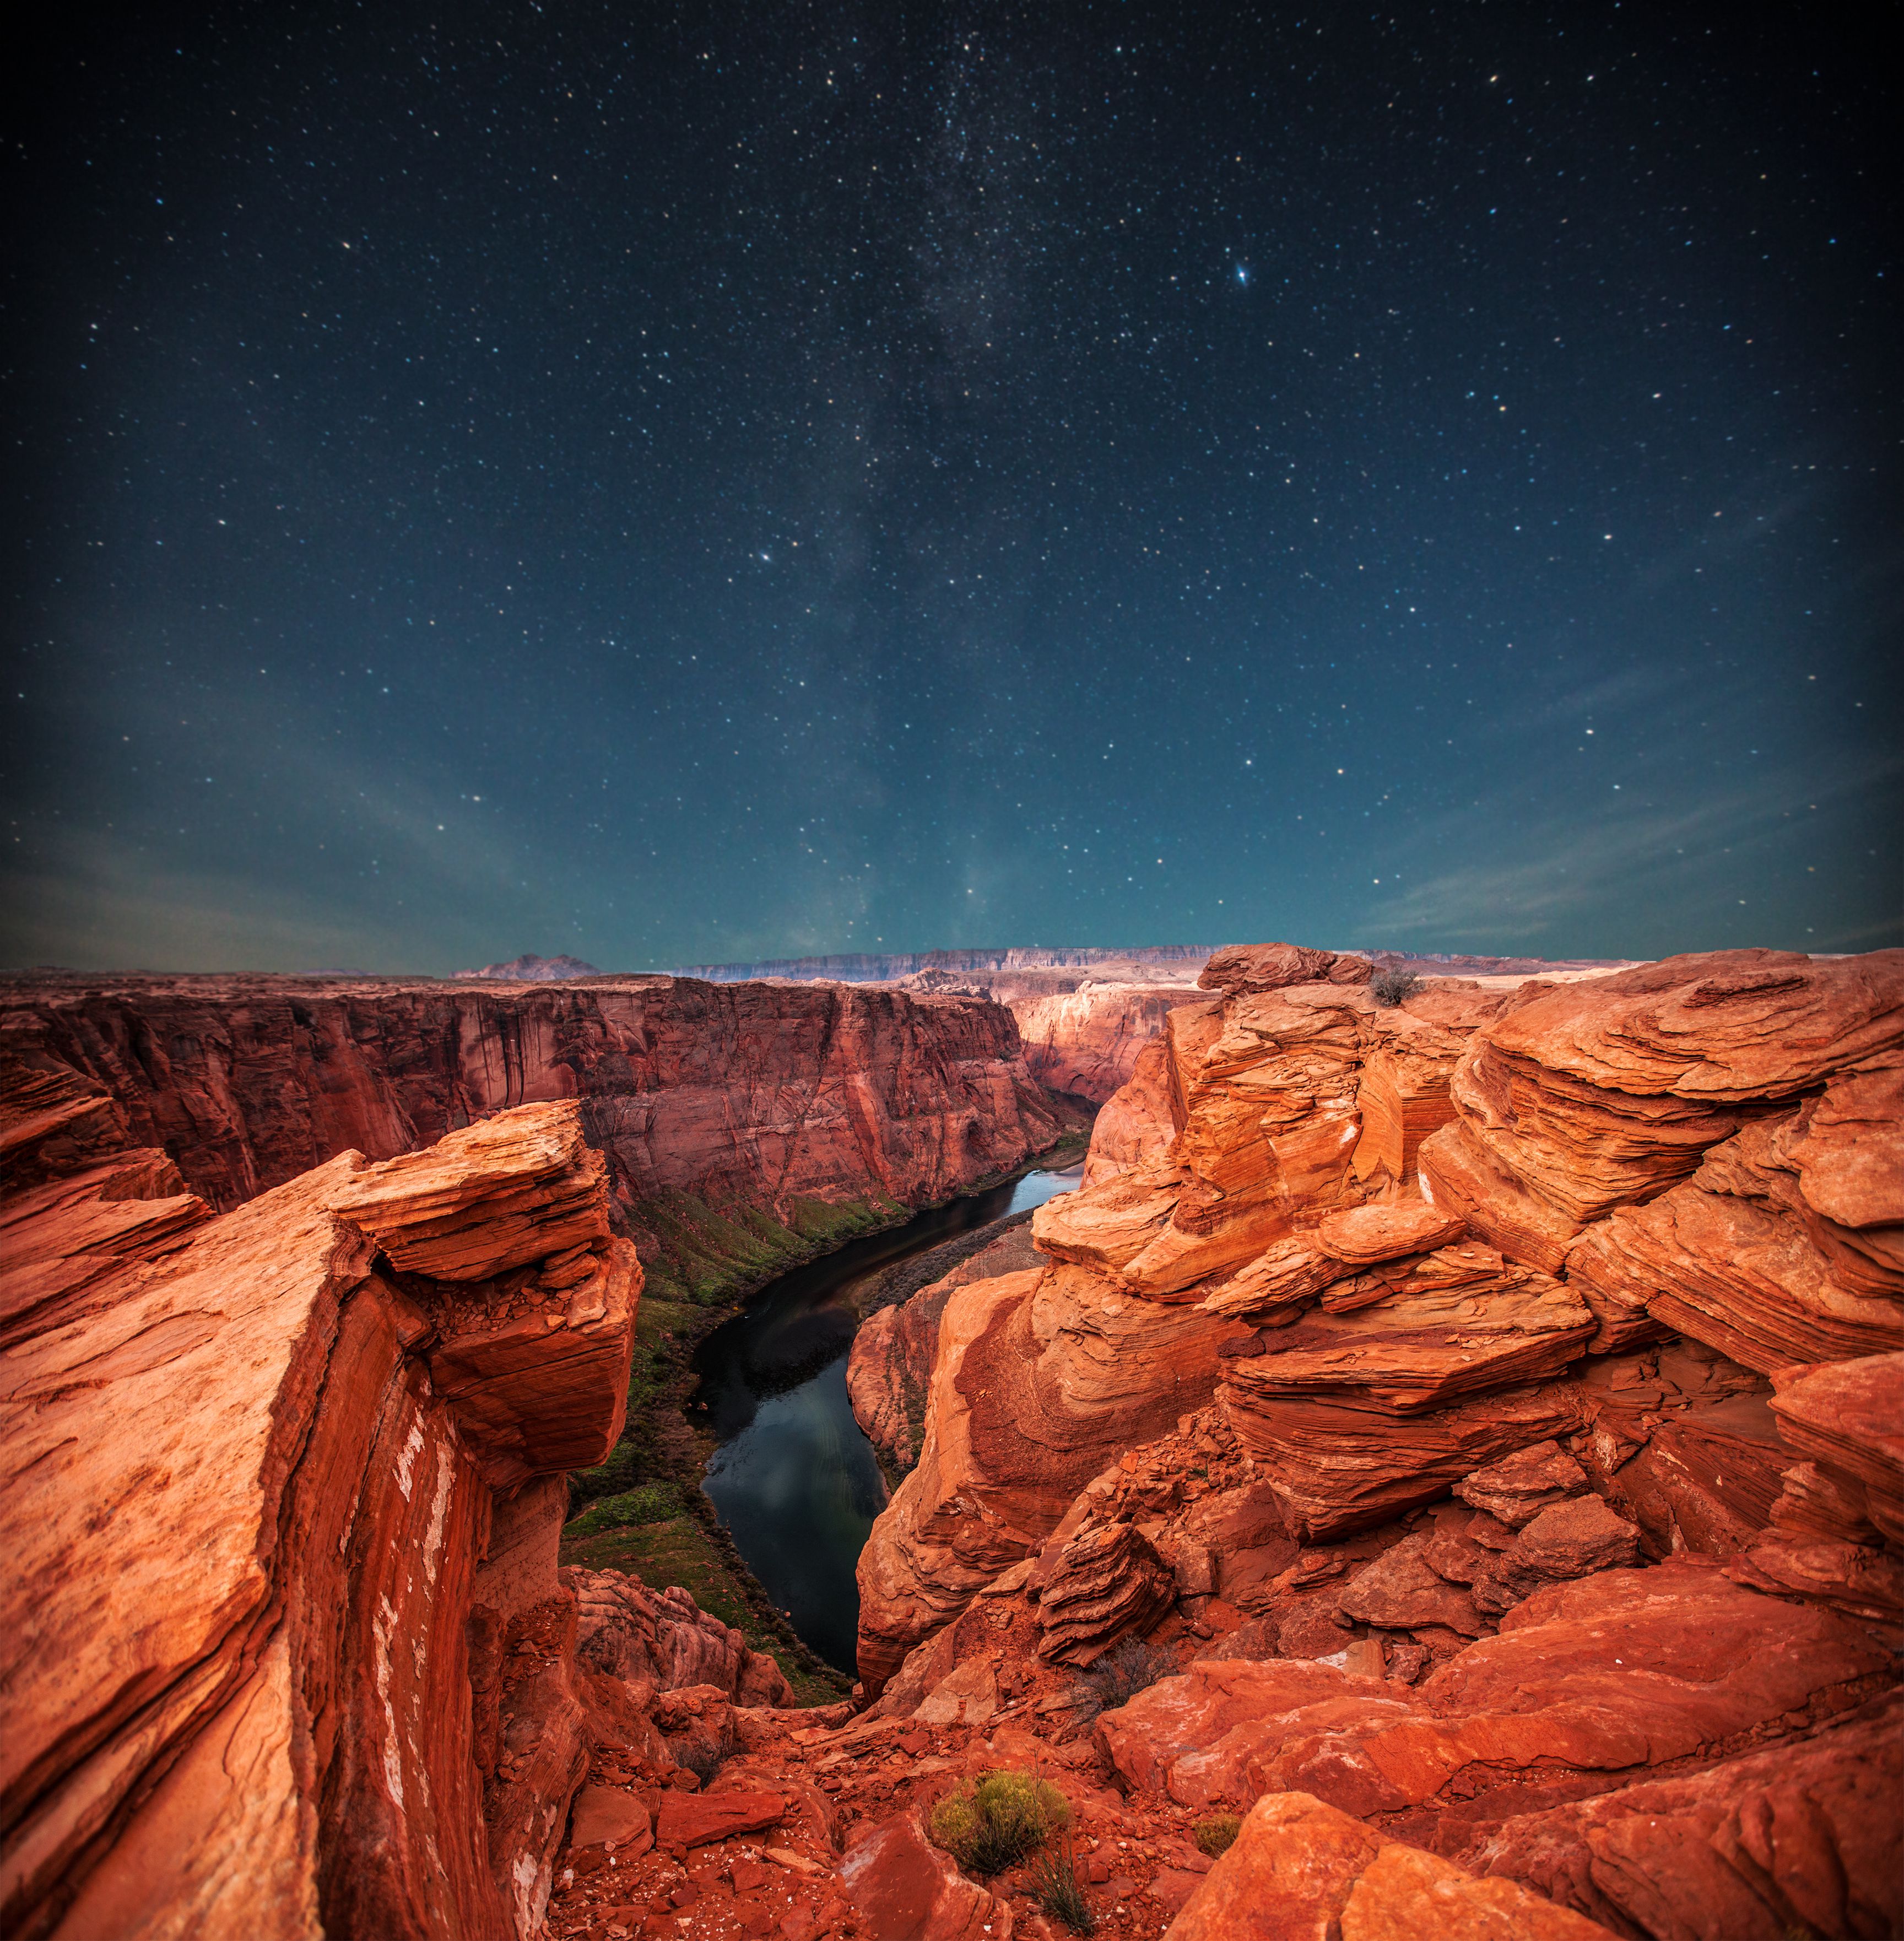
[670,944,1213,983]
[452,951,602,981]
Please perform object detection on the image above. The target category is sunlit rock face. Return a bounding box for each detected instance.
[0,1079,637,1940]
[853,943,1904,1696]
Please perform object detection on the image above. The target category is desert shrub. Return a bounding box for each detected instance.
[1077,1636,1176,1718]
[1030,1836,1096,1932]
[1369,967,1420,1008]
[929,1770,1069,1875]
[1193,1814,1241,1858]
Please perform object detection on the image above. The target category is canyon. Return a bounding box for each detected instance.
[0,971,1070,1305]
[1,943,1898,1941]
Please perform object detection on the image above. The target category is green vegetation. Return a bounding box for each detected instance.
[1193,1814,1241,1859]
[634,1188,907,1307]
[929,1771,1070,1876]
[1030,1837,1096,1932]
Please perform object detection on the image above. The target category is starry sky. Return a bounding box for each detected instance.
[6,2,1897,974]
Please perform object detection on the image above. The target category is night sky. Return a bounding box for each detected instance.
[6,3,1897,974]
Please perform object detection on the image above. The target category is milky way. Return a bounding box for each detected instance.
[5,4,1896,971]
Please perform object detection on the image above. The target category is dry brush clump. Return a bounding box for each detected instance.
[1193,1813,1241,1857]
[1068,1635,1177,1722]
[1030,1835,1096,1932]
[928,1770,1070,1876]
[1369,966,1421,1007]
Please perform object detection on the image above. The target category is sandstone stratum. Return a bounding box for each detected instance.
[1,943,1898,1940]
[0,970,1070,1304]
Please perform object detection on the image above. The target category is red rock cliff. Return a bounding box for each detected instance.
[0,1062,640,1940]
[899,965,1210,1105]
[0,972,1067,1285]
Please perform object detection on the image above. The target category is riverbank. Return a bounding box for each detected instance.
[559,1124,1092,1700]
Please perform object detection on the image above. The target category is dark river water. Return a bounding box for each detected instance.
[692,1164,1080,1673]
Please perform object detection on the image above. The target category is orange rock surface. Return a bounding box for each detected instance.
[7,940,1902,1941]
[1165,1791,1617,1939]
[0,971,1068,1248]
[0,1088,636,1940]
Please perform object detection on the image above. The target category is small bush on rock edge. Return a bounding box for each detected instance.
[1194,1814,1241,1858]
[1370,967,1420,1007]
[929,1770,1069,1875]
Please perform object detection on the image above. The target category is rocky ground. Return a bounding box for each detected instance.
[3,940,1898,1940]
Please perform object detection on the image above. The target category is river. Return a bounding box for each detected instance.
[691,1164,1081,1674]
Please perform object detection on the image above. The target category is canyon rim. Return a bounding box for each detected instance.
[2,940,1898,1940]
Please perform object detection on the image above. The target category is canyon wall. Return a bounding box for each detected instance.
[0,974,1067,1297]
[834,943,1902,1939]
[898,967,1213,1105]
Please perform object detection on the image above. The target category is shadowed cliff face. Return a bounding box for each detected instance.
[0,974,1068,1297]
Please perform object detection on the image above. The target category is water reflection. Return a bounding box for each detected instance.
[693,1163,1079,1671]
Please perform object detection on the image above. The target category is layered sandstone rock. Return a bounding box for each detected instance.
[855,1262,1251,1690]
[846,939,1902,1941]
[1165,1791,1618,1940]
[1081,1035,1178,1187]
[570,1570,793,1708]
[1101,1563,1889,1820]
[846,1222,1041,1474]
[0,972,1067,1264]
[0,1090,637,1941]
[1459,1689,1904,1940]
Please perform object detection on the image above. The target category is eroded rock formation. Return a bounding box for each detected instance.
[6,940,1901,1941]
[0,971,1068,1297]
[0,1072,641,1939]
[820,942,1902,1941]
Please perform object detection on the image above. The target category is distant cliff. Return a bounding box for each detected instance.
[0,971,1065,1304]
[668,944,1213,982]
[454,953,603,981]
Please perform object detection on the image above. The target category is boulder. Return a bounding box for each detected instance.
[1336,1533,1489,1637]
[1315,1199,1469,1266]
[570,1569,791,1706]
[1197,942,1371,993]
[1468,1496,1641,1614]
[1162,1790,1618,1939]
[655,1789,787,1852]
[1463,1689,1904,1941]
[839,1813,1015,1941]
[567,1786,652,1857]
[1454,1441,1588,1528]
[1034,1518,1176,1664]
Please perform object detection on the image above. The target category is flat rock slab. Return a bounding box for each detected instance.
[569,1785,652,1854]
[657,1789,786,1851]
